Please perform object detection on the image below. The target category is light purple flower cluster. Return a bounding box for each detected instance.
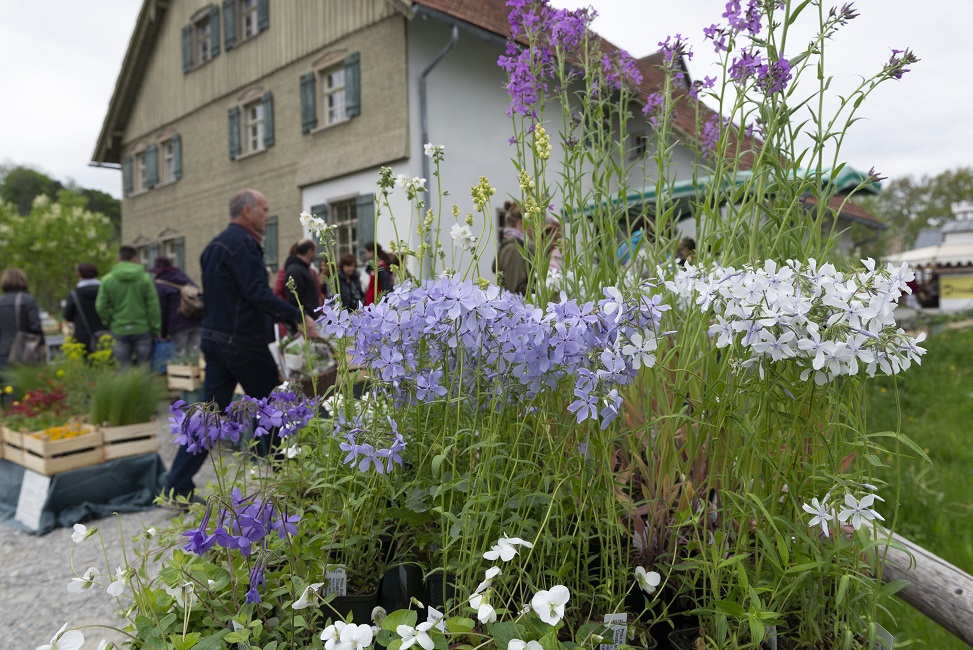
[883,48,918,80]
[333,412,406,474]
[728,48,792,95]
[316,276,669,430]
[169,386,318,454]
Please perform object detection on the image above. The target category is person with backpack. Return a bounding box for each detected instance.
[151,256,202,357]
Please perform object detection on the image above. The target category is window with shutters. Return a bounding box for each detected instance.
[244,101,265,155]
[229,89,274,160]
[183,6,220,72]
[321,65,347,127]
[265,215,279,273]
[133,150,148,194]
[223,0,267,51]
[330,199,358,262]
[160,140,176,183]
[300,52,361,134]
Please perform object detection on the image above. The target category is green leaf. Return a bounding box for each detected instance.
[490,620,524,650]
[193,631,231,650]
[384,609,418,631]
[445,616,476,633]
[168,633,201,650]
[714,599,747,619]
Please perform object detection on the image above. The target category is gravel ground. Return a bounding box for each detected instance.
[0,437,231,650]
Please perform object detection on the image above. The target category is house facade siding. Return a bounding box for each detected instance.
[119,3,409,279]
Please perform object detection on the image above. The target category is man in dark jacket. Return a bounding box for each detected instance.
[63,262,108,354]
[163,189,319,501]
[282,239,320,324]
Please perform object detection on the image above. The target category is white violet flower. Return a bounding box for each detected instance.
[531,584,570,625]
[35,623,84,650]
[71,523,93,544]
[106,567,128,597]
[397,621,435,650]
[292,582,325,609]
[483,533,533,562]
[634,566,661,594]
[509,641,544,650]
[66,567,98,593]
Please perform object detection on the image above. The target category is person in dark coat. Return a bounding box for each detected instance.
[0,268,45,368]
[151,256,202,357]
[283,239,320,327]
[63,262,108,354]
[363,241,392,305]
[337,253,365,310]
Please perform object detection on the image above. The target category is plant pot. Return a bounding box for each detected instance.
[425,572,457,611]
[328,589,380,624]
[667,627,704,650]
[379,563,425,612]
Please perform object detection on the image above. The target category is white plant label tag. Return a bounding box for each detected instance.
[600,612,627,650]
[15,470,51,531]
[875,624,894,650]
[427,606,446,633]
[324,565,347,597]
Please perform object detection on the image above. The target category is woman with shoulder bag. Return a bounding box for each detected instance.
[0,268,46,368]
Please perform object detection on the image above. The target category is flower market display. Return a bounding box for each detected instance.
[44,1,932,649]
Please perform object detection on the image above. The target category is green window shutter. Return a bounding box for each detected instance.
[182,25,192,72]
[356,193,375,255]
[228,106,241,160]
[122,155,133,197]
[344,52,361,118]
[222,0,236,51]
[175,237,186,271]
[148,243,160,265]
[265,215,279,272]
[300,73,317,133]
[257,0,269,32]
[145,144,158,189]
[172,133,183,180]
[209,5,221,58]
[262,91,274,148]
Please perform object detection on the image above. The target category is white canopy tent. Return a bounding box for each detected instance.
[885,242,973,267]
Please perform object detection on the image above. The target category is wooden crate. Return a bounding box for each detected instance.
[100,420,159,460]
[1,424,103,476]
[167,363,204,391]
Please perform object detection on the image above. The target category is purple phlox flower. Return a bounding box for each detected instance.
[884,48,918,80]
[658,34,692,70]
[339,433,360,466]
[169,400,227,455]
[548,6,591,52]
[378,432,407,472]
[723,0,762,36]
[703,23,728,53]
[729,47,764,84]
[688,75,717,102]
[357,443,387,474]
[245,561,266,604]
[756,56,793,95]
[866,166,887,184]
[699,114,720,157]
[567,376,599,424]
[599,389,622,429]
[828,3,859,27]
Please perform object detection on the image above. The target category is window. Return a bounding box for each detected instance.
[182,6,221,72]
[134,151,147,193]
[161,236,186,271]
[265,215,279,272]
[228,91,274,160]
[223,0,268,51]
[161,140,176,183]
[300,53,361,133]
[307,195,375,264]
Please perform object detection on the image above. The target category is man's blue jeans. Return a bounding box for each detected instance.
[163,331,281,498]
[113,332,153,367]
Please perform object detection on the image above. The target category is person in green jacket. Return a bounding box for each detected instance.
[96,245,162,367]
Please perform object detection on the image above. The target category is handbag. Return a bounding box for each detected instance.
[8,293,46,365]
[155,279,204,320]
[70,290,111,352]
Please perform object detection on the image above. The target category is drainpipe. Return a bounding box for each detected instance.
[419,24,459,275]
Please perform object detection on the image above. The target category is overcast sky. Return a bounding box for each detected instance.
[1,1,969,199]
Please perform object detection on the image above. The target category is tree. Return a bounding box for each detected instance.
[0,166,63,215]
[859,167,973,250]
[0,195,117,314]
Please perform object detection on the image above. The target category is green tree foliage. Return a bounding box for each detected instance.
[0,195,117,313]
[0,166,63,215]
[860,167,973,250]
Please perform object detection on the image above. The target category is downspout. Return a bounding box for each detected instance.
[419,24,459,274]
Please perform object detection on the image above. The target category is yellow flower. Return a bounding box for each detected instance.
[56,369,65,378]
[880,387,887,393]
[3,386,11,394]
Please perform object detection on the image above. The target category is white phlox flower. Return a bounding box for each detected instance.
[477,602,498,624]
[509,640,544,650]
[35,623,84,650]
[530,584,570,625]
[107,567,128,597]
[66,567,98,593]
[634,566,661,594]
[450,223,478,251]
[300,211,334,240]
[71,523,94,544]
[423,143,445,157]
[285,445,304,459]
[621,332,658,369]
[292,582,325,609]
[602,286,625,323]
[801,496,835,537]
[837,493,885,531]
[483,533,533,561]
[397,621,436,650]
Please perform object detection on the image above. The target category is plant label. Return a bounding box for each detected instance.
[15,469,51,531]
[600,612,627,650]
[875,624,894,650]
[427,606,446,633]
[324,565,347,597]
